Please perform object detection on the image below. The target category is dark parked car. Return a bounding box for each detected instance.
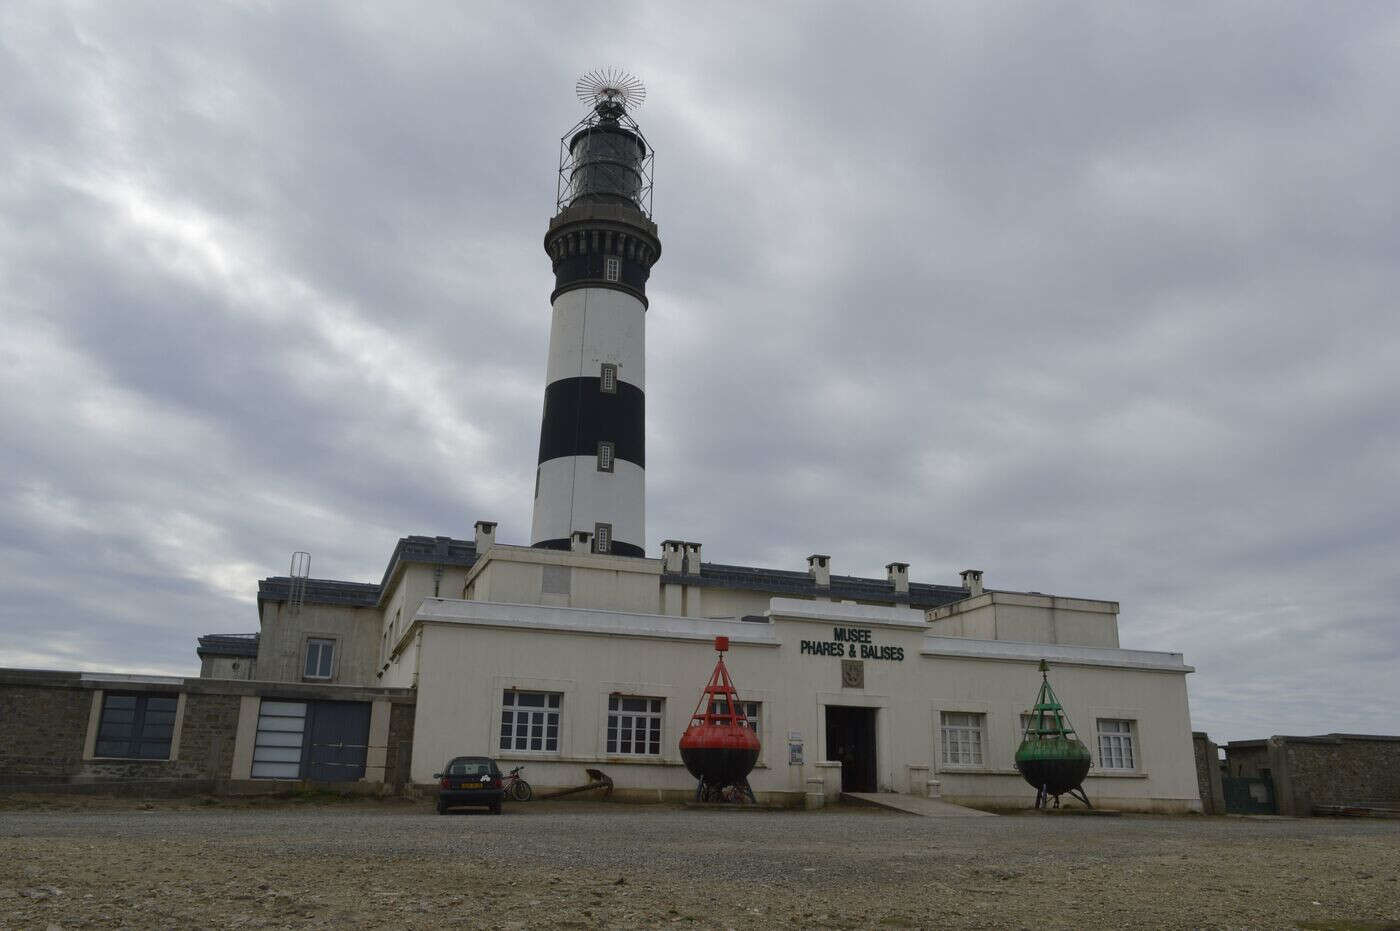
[434,756,504,814]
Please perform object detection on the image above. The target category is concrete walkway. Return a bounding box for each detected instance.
[841,792,994,817]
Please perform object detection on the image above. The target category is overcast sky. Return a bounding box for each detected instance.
[2,3,1397,743]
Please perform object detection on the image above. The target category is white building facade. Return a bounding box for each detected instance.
[359,543,1201,812]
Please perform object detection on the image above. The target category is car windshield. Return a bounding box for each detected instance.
[447,759,494,777]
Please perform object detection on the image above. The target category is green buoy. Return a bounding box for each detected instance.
[1014,660,1093,809]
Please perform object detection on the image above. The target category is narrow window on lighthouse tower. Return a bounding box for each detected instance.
[600,363,618,394]
[604,255,621,282]
[594,523,612,554]
[597,441,615,473]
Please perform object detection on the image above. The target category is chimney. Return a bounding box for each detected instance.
[571,530,593,554]
[886,562,909,595]
[683,541,703,576]
[473,520,497,552]
[661,540,685,574]
[808,554,831,588]
[960,569,984,597]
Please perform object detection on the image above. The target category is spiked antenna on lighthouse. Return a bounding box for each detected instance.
[576,68,647,113]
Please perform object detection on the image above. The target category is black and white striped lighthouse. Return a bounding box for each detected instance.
[530,72,660,558]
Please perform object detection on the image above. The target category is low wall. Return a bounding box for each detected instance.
[1276,735,1400,814]
[0,668,415,795]
[1223,733,1400,816]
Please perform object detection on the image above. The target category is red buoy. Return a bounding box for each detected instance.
[679,637,761,802]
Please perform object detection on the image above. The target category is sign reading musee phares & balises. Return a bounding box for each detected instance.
[799,626,905,661]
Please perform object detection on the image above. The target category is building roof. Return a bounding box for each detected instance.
[375,536,479,606]
[252,535,972,612]
[663,562,968,610]
[1226,733,1400,747]
[196,633,261,658]
[256,536,481,611]
[257,577,383,608]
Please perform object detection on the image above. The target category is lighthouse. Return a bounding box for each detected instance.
[530,71,661,558]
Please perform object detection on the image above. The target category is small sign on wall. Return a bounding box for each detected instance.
[789,741,804,765]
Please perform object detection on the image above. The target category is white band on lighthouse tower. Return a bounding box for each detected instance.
[531,286,647,555]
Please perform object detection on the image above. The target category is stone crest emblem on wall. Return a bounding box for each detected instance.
[841,659,864,689]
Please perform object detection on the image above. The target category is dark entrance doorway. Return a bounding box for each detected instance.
[1223,775,1277,815]
[304,701,371,782]
[825,706,877,792]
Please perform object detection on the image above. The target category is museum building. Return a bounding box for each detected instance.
[0,77,1202,812]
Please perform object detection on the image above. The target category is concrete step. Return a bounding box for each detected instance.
[841,792,994,817]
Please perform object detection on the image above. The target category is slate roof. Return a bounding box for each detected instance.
[375,536,479,603]
[253,536,480,611]
[257,576,383,608]
[196,633,260,658]
[251,536,966,615]
[662,562,968,610]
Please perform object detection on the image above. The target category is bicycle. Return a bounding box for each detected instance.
[501,765,532,801]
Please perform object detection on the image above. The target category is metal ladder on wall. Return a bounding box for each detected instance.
[288,551,310,616]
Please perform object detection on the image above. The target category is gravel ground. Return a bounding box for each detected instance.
[3,797,1398,929]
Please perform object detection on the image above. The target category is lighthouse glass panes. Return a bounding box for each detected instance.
[500,691,561,752]
[604,256,620,282]
[600,363,617,394]
[1097,719,1136,770]
[597,441,614,473]
[607,696,662,755]
[594,522,612,553]
[940,711,985,766]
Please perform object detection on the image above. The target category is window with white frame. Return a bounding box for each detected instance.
[607,696,662,755]
[940,711,985,766]
[499,690,561,753]
[709,699,761,740]
[303,638,335,679]
[593,522,612,554]
[604,255,621,282]
[597,440,615,473]
[1097,719,1136,770]
[600,363,618,394]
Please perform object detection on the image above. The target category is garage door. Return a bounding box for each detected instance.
[250,699,370,781]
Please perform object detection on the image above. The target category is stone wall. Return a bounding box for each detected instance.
[0,677,91,784]
[1,668,415,795]
[79,693,243,782]
[1280,735,1400,813]
[385,701,416,788]
[1223,733,1400,815]
[1191,731,1225,814]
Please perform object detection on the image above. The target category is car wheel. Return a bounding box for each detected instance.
[436,799,448,815]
